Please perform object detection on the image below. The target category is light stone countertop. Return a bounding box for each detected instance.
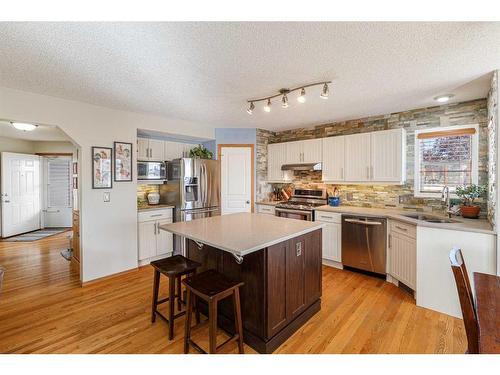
[159,212,325,257]
[255,200,283,206]
[315,205,495,235]
[137,204,175,212]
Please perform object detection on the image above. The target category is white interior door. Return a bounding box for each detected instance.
[43,156,72,228]
[221,146,252,215]
[1,152,41,237]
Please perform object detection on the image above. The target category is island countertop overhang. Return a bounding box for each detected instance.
[159,212,325,257]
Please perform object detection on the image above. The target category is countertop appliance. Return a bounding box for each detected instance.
[138,160,167,181]
[275,188,327,221]
[341,215,387,275]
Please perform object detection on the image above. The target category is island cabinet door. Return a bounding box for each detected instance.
[286,237,306,321]
[304,229,322,306]
[266,241,288,338]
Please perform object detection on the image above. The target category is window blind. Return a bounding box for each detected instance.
[47,158,71,208]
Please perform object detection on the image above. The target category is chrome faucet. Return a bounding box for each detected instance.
[441,186,452,218]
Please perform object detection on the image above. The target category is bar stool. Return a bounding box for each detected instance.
[183,269,244,354]
[150,255,201,340]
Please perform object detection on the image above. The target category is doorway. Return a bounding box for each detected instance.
[218,144,254,215]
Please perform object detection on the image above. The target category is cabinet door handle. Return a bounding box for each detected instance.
[154,222,157,235]
[150,213,162,217]
[370,166,374,179]
[341,167,344,179]
[388,233,392,248]
[395,225,408,232]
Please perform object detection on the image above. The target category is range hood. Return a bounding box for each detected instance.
[281,162,322,171]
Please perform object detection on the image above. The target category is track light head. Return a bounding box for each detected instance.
[282,94,289,108]
[263,99,272,112]
[247,102,255,115]
[297,88,306,103]
[320,83,329,99]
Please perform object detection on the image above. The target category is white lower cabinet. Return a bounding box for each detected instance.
[256,204,276,215]
[138,208,174,264]
[315,211,342,264]
[388,220,416,290]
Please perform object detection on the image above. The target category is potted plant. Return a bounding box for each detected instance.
[455,184,486,219]
[189,144,213,159]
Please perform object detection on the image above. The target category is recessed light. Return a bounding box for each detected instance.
[434,94,454,103]
[11,122,38,131]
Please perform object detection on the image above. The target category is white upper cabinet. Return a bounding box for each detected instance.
[322,136,345,182]
[267,143,287,182]
[344,133,372,182]
[164,141,183,161]
[302,139,322,163]
[148,139,164,161]
[285,141,303,164]
[371,129,405,183]
[137,137,150,160]
[137,137,164,161]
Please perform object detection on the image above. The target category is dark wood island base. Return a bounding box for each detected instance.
[186,228,322,354]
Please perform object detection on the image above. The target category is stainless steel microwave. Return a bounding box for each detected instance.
[137,160,167,181]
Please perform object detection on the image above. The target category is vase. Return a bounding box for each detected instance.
[460,205,480,219]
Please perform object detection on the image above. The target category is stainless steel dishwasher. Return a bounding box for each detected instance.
[341,215,387,275]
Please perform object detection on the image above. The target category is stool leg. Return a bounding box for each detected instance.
[208,299,218,354]
[176,275,182,311]
[233,288,244,354]
[184,289,193,354]
[151,270,160,323]
[168,275,175,340]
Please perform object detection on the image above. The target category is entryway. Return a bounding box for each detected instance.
[218,145,254,215]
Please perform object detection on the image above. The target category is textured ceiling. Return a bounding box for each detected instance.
[0,22,499,131]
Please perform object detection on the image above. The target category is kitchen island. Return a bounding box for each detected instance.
[159,213,324,353]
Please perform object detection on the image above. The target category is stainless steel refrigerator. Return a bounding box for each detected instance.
[159,158,220,253]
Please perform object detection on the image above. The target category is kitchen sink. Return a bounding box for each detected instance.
[400,213,458,223]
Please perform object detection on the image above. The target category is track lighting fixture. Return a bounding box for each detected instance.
[282,93,289,108]
[247,102,255,115]
[245,80,331,114]
[263,98,272,112]
[297,88,306,103]
[320,83,329,99]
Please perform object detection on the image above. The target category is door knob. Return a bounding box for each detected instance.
[246,200,250,204]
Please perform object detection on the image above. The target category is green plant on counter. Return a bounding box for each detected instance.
[455,184,486,206]
[189,144,213,159]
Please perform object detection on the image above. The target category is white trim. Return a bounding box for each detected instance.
[414,124,479,198]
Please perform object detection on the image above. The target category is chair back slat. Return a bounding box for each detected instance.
[449,248,479,354]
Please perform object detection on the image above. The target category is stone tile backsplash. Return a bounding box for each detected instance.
[256,98,491,218]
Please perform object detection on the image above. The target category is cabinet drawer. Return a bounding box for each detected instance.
[257,204,276,215]
[138,208,173,222]
[315,211,342,224]
[390,220,416,239]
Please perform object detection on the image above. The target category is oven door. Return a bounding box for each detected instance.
[275,208,313,221]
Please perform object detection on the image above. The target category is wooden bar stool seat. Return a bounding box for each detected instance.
[150,255,201,340]
[183,269,245,354]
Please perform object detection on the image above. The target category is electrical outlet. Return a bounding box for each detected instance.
[103,192,110,202]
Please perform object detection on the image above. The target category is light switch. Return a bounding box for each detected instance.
[103,192,110,202]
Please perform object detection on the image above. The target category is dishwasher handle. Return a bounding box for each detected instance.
[344,218,383,226]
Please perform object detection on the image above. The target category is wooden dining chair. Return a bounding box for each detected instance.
[449,247,479,354]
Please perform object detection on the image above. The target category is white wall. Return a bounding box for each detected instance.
[0,137,76,154]
[0,86,215,282]
[32,141,76,154]
[0,136,35,153]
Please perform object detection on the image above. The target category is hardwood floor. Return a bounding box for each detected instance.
[0,232,466,354]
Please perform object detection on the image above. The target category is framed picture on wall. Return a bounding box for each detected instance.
[113,141,133,182]
[92,146,112,189]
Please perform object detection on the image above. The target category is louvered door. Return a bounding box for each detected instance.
[43,156,72,227]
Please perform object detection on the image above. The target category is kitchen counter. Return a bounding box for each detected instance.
[159,212,324,257]
[161,212,323,353]
[137,204,175,212]
[255,200,283,206]
[315,205,495,235]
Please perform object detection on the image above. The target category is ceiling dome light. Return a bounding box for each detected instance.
[246,102,255,115]
[282,94,289,108]
[434,94,455,103]
[11,122,38,131]
[263,99,272,112]
[320,83,329,99]
[297,88,306,103]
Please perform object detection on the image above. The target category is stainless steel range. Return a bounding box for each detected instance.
[275,188,327,221]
